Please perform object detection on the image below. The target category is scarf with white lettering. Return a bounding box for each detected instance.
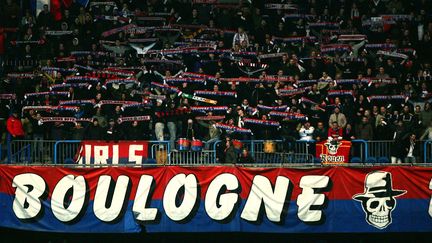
[59,100,95,106]
[214,123,252,134]
[50,83,89,90]
[151,82,181,93]
[269,111,307,121]
[367,95,407,102]
[190,106,228,113]
[7,73,38,79]
[24,91,69,99]
[194,90,237,97]
[0,94,16,99]
[256,104,287,111]
[327,90,354,97]
[195,115,225,121]
[66,76,100,83]
[243,118,280,127]
[165,77,206,84]
[40,117,92,123]
[45,31,73,36]
[117,116,151,124]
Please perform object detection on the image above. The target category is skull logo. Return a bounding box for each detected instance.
[324,140,341,155]
[353,171,406,229]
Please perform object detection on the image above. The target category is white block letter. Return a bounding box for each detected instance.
[94,175,130,222]
[94,146,109,164]
[163,174,198,221]
[297,175,330,223]
[132,175,158,222]
[12,173,46,220]
[205,173,239,221]
[429,178,432,218]
[51,175,87,223]
[241,175,291,223]
[129,145,143,164]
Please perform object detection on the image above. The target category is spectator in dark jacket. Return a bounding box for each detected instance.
[224,140,237,164]
[71,122,85,140]
[126,121,143,140]
[104,119,123,141]
[404,133,420,163]
[313,121,327,142]
[355,116,374,140]
[85,119,104,140]
[238,148,254,163]
[343,124,356,140]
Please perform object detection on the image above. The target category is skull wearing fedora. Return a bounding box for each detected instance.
[353,171,406,229]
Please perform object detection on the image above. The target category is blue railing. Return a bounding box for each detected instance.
[5,139,432,164]
[53,140,81,164]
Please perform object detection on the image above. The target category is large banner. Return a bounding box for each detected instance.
[0,166,431,233]
[76,141,149,164]
[316,140,352,163]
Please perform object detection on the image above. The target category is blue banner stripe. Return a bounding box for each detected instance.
[0,193,430,233]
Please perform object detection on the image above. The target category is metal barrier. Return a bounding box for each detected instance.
[150,141,170,165]
[9,138,432,165]
[168,150,216,165]
[212,140,315,164]
[253,152,314,164]
[8,140,56,164]
[294,140,315,154]
[366,140,393,162]
[54,140,81,164]
[424,140,432,163]
[351,139,368,162]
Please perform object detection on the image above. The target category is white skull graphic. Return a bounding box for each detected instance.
[324,140,341,155]
[364,196,395,229]
[353,171,406,229]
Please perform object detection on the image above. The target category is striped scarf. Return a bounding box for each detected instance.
[66,76,100,83]
[279,88,309,97]
[195,116,225,121]
[0,94,16,99]
[117,116,151,124]
[41,67,77,73]
[40,117,92,123]
[7,73,37,79]
[50,83,89,90]
[243,118,280,127]
[24,91,69,99]
[190,106,228,113]
[194,90,237,97]
[165,77,206,84]
[104,78,138,86]
[367,95,407,102]
[214,123,252,134]
[151,82,181,93]
[59,100,95,106]
[327,90,354,97]
[256,105,287,111]
[269,111,307,120]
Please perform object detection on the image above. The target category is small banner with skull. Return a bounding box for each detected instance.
[316,140,352,164]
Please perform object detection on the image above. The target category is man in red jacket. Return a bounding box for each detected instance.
[327,121,343,141]
[6,111,25,140]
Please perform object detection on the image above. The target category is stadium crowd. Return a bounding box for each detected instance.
[0,0,431,162]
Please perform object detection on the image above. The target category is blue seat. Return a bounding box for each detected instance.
[377,157,390,163]
[145,159,157,164]
[365,157,377,164]
[313,157,321,164]
[350,157,362,163]
[64,158,75,164]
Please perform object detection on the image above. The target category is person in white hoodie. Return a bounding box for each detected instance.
[299,121,315,141]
